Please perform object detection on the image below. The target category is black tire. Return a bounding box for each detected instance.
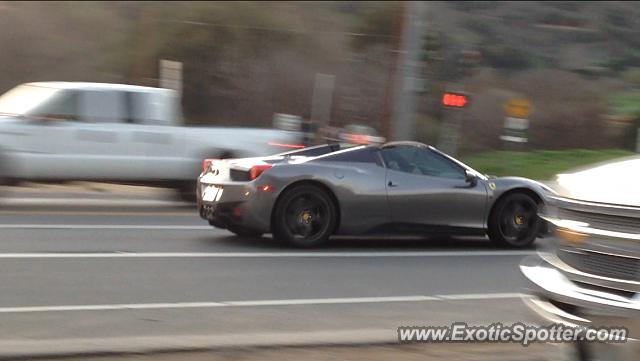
[272,185,337,248]
[0,153,11,186]
[217,151,234,160]
[574,342,593,361]
[227,225,263,238]
[488,193,541,248]
[174,181,196,202]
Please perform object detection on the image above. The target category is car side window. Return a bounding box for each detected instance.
[28,90,80,121]
[380,146,465,180]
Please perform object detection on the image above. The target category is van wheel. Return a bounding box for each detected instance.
[174,181,196,202]
[272,185,337,248]
[0,154,10,186]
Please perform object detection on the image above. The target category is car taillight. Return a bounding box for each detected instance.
[202,159,217,172]
[250,164,273,180]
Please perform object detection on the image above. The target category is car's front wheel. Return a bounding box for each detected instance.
[272,185,337,248]
[488,193,541,248]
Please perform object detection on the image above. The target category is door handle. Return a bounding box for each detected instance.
[388,181,398,187]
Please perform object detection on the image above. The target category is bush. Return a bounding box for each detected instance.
[481,44,532,70]
[536,11,585,27]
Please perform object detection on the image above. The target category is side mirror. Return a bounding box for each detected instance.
[465,170,478,186]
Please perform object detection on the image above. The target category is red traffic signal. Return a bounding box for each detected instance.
[442,92,469,108]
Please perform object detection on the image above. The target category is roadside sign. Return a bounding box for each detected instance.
[502,99,532,146]
[504,117,529,131]
[159,60,183,97]
[504,99,532,118]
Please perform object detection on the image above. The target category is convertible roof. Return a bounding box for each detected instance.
[279,141,433,159]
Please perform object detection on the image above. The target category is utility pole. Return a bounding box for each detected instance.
[389,1,426,141]
[380,2,404,141]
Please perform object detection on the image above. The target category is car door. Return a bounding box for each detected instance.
[75,89,141,180]
[382,145,488,232]
[17,88,82,179]
[125,90,186,180]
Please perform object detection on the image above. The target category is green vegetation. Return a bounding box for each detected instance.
[462,149,635,180]
[609,91,640,118]
[597,48,640,73]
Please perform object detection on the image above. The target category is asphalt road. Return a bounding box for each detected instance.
[0,185,566,360]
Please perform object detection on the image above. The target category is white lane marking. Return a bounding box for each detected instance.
[436,292,524,300]
[0,293,522,313]
[0,225,212,230]
[0,302,226,313]
[0,211,196,216]
[0,198,189,207]
[0,251,536,258]
[225,295,440,307]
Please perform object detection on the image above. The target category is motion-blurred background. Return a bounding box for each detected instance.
[2,1,640,157]
[0,4,638,361]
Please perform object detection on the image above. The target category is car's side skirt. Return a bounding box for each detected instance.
[342,222,486,237]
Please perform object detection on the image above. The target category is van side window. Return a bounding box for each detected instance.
[80,90,126,123]
[125,91,148,124]
[29,90,79,121]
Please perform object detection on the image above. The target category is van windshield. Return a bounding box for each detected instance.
[0,85,61,116]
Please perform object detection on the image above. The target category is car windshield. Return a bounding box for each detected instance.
[0,85,62,116]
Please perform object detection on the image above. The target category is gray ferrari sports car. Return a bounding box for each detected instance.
[197,141,553,248]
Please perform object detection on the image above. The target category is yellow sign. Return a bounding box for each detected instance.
[504,99,533,118]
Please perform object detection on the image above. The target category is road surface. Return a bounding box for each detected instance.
[0,184,568,360]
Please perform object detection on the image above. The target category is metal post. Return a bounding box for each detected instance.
[391,1,426,141]
[159,60,183,97]
[437,107,465,156]
[310,73,335,144]
[380,2,404,141]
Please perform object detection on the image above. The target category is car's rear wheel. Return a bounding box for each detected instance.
[227,225,263,238]
[272,185,337,248]
[488,193,540,248]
